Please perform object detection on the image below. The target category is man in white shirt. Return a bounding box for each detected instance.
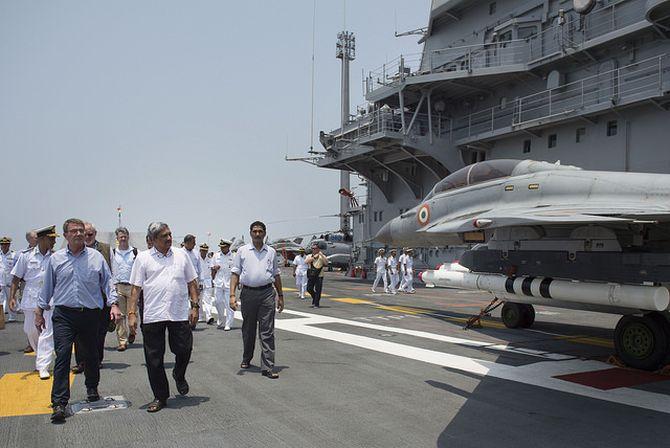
[291,247,308,299]
[211,239,234,330]
[110,227,138,351]
[8,225,58,379]
[398,248,408,292]
[371,248,388,293]
[128,222,199,413]
[229,221,284,379]
[0,236,18,322]
[182,234,201,279]
[386,249,399,295]
[403,248,416,294]
[197,243,215,325]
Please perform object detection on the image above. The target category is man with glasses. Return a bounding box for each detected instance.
[36,218,121,423]
[72,223,113,373]
[128,222,199,412]
[305,242,328,308]
[111,227,138,350]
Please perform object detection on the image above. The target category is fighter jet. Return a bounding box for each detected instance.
[376,159,670,370]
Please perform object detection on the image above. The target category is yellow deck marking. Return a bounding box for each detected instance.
[24,352,36,357]
[0,371,74,417]
[331,298,374,305]
[330,295,614,347]
[555,335,614,348]
[285,287,331,297]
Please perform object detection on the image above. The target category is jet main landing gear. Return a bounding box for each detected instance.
[501,302,535,329]
[614,312,670,371]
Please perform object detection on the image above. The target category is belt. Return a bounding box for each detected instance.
[116,282,131,286]
[56,305,100,312]
[242,283,273,291]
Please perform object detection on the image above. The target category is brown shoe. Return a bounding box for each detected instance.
[128,333,136,344]
[117,344,127,352]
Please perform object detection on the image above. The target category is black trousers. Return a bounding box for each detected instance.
[74,305,110,367]
[141,320,192,402]
[51,306,101,406]
[240,286,276,371]
[307,276,324,307]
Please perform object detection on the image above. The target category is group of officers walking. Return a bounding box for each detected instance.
[371,247,416,294]
[0,219,286,423]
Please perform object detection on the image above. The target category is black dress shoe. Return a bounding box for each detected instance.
[128,333,136,344]
[172,371,189,396]
[261,370,279,379]
[51,404,67,423]
[240,361,251,369]
[207,318,215,325]
[87,388,100,402]
[147,399,166,413]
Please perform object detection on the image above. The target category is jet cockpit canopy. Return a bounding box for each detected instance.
[424,159,581,201]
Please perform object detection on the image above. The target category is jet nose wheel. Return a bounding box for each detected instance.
[614,313,670,371]
[501,303,535,329]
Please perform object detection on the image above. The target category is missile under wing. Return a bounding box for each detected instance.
[376,159,670,371]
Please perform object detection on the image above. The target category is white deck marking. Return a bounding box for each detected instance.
[235,310,670,414]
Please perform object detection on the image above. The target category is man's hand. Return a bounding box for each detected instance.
[212,265,221,272]
[229,294,237,311]
[8,298,17,312]
[188,308,198,327]
[128,313,138,333]
[110,304,122,323]
[35,309,46,333]
[292,272,296,277]
[277,295,284,313]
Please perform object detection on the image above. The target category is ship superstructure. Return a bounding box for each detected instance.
[316,0,670,266]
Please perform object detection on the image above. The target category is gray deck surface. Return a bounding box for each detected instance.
[1,269,669,447]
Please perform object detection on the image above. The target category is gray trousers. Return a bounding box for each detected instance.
[240,286,276,371]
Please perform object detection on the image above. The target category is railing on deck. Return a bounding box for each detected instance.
[330,109,450,149]
[365,0,648,95]
[447,55,667,142]
[328,55,667,152]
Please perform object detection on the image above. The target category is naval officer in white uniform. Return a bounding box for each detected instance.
[211,239,234,330]
[0,236,18,322]
[371,248,389,293]
[8,225,58,379]
[197,243,215,324]
[291,247,308,299]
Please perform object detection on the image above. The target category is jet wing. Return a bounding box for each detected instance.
[421,204,670,235]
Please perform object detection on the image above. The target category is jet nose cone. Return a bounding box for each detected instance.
[375,221,393,244]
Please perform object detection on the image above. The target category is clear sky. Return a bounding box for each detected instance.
[0,0,430,248]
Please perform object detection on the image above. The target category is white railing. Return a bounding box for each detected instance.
[446,55,667,142]
[365,0,648,95]
[328,55,667,150]
[328,109,450,150]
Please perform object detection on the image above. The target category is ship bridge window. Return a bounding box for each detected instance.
[424,159,520,200]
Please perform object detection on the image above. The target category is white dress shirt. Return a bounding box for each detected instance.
[10,247,52,310]
[231,243,280,287]
[387,256,398,274]
[183,248,201,277]
[111,247,136,284]
[0,250,18,286]
[374,256,387,273]
[130,247,198,324]
[198,255,212,288]
[292,254,308,275]
[212,251,233,289]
